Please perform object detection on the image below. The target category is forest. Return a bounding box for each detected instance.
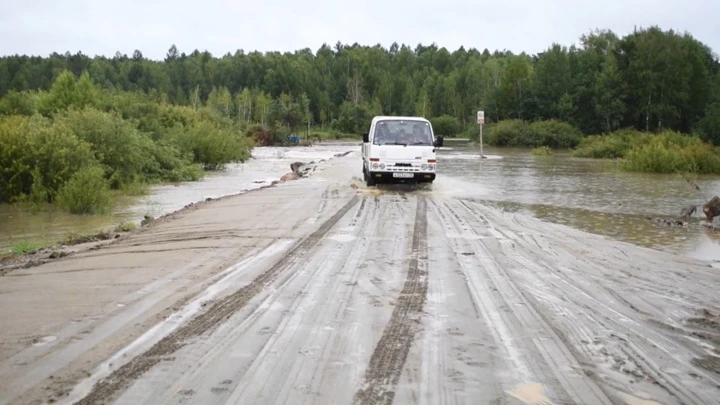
[2,26,719,138]
[1,25,720,214]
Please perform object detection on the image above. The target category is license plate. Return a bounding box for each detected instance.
[393,172,414,178]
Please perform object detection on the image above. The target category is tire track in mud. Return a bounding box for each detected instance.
[434,199,614,405]
[353,196,428,405]
[72,195,360,405]
[458,200,720,405]
[218,196,382,405]
[113,195,374,405]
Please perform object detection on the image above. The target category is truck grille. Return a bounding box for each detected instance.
[389,163,419,172]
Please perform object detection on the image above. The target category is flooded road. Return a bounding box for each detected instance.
[2,142,720,262]
[1,150,719,405]
[435,146,720,262]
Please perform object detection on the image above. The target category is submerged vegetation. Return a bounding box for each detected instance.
[532,146,553,156]
[574,130,720,174]
[1,24,720,216]
[481,119,583,149]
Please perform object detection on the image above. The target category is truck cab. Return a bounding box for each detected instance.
[361,116,443,187]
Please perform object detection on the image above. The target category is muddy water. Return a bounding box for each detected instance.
[2,142,719,264]
[434,146,720,263]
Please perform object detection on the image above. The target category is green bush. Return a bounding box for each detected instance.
[529,120,582,148]
[485,119,581,148]
[531,146,553,155]
[55,165,113,214]
[56,108,161,188]
[0,114,95,204]
[574,128,720,174]
[0,70,255,214]
[620,132,720,174]
[430,115,462,136]
[170,119,250,170]
[485,119,529,146]
[572,128,640,158]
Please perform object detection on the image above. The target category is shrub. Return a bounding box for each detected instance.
[574,128,720,174]
[56,108,160,188]
[486,119,530,146]
[171,120,250,170]
[620,131,720,174]
[430,115,463,136]
[485,119,581,148]
[0,114,95,204]
[529,120,582,148]
[572,128,641,158]
[55,165,113,214]
[532,146,552,156]
[0,71,256,213]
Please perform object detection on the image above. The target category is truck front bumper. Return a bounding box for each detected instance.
[368,171,436,183]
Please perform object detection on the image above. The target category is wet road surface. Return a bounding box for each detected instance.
[1,152,719,405]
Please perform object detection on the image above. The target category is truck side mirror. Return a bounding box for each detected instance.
[362,132,369,143]
[434,135,444,148]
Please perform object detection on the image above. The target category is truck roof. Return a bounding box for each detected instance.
[371,116,431,124]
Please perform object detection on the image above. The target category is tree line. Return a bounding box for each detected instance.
[1,25,718,142]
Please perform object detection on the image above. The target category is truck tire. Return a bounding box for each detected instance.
[365,170,376,187]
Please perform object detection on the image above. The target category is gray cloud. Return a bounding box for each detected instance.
[1,0,718,60]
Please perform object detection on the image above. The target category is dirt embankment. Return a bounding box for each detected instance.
[1,152,719,405]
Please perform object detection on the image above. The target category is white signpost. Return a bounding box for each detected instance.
[477,110,485,158]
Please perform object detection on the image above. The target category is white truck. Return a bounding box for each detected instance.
[361,116,443,187]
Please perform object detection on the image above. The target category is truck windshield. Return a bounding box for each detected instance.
[373,120,433,146]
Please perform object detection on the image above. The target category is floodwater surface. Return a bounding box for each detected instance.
[1,142,719,263]
[435,146,720,262]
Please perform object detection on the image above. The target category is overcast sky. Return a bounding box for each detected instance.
[1,0,718,60]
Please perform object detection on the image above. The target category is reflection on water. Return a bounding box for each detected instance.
[436,146,720,262]
[0,143,357,252]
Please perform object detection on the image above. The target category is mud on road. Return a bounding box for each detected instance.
[1,153,719,405]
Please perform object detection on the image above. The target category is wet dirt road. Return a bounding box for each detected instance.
[1,152,719,405]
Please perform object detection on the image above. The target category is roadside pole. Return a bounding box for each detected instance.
[477,110,484,159]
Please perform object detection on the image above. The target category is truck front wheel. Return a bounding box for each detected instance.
[365,170,376,187]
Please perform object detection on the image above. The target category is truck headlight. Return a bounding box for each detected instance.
[428,164,435,171]
[379,163,385,169]
[372,163,379,169]
[421,164,428,170]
